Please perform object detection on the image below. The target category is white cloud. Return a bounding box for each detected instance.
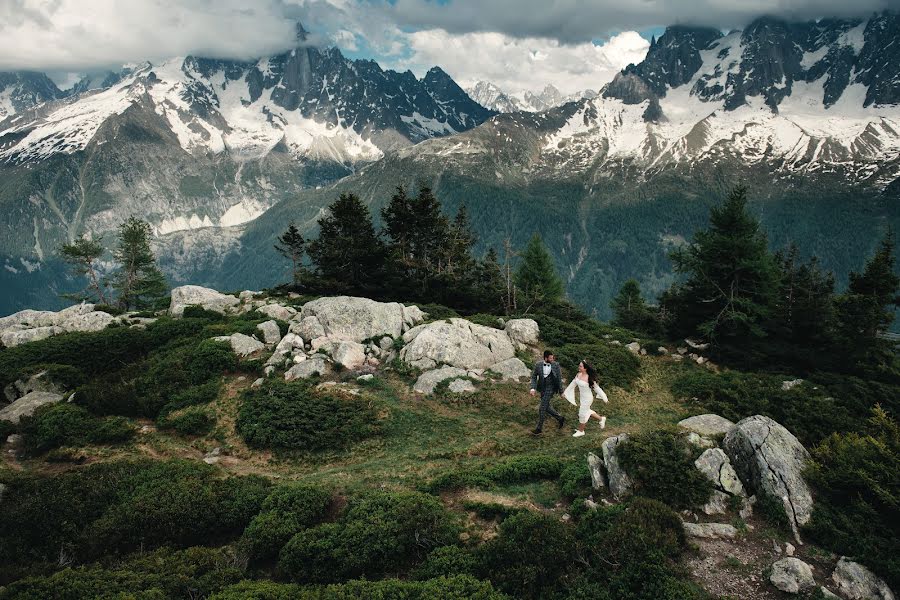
[0,0,300,72]
[389,30,649,95]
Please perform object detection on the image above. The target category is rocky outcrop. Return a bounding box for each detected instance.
[448,379,476,394]
[256,303,297,321]
[601,434,633,499]
[504,319,539,348]
[266,333,304,367]
[695,448,746,497]
[256,321,282,345]
[0,391,66,424]
[285,356,328,381]
[486,357,531,381]
[3,370,67,404]
[213,333,265,357]
[170,285,240,316]
[831,558,896,600]
[401,318,515,370]
[298,296,424,343]
[290,316,326,340]
[682,522,738,539]
[328,340,367,370]
[723,415,812,541]
[0,326,64,348]
[679,414,736,437]
[0,302,122,347]
[587,452,605,489]
[413,366,469,395]
[770,557,816,594]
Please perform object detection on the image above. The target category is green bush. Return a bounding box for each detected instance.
[617,428,713,510]
[74,374,140,416]
[424,455,566,493]
[805,407,900,589]
[237,380,377,451]
[413,545,478,580]
[158,380,221,419]
[476,511,574,599]
[18,403,134,455]
[461,500,526,521]
[211,575,507,600]
[559,460,593,498]
[419,303,460,321]
[0,546,242,600]
[279,491,459,583]
[556,342,641,389]
[466,313,504,329]
[0,420,17,440]
[182,305,226,320]
[240,483,332,565]
[160,406,215,436]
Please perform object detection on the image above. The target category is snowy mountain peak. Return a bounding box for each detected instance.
[465,81,597,113]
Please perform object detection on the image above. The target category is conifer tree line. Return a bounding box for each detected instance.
[276,186,565,314]
[611,186,900,375]
[59,216,167,311]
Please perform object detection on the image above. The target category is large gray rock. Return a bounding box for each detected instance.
[695,448,746,497]
[723,415,813,537]
[448,378,476,394]
[832,557,896,600]
[256,303,297,321]
[770,557,816,594]
[413,366,468,395]
[59,310,115,333]
[329,340,367,370]
[402,305,427,331]
[601,434,633,499]
[401,318,515,370]
[170,285,240,317]
[285,356,328,381]
[587,452,605,489]
[256,321,282,345]
[214,333,265,357]
[268,333,304,363]
[300,297,424,343]
[0,309,58,332]
[504,319,540,347]
[682,522,738,539]
[4,370,67,403]
[487,357,531,381]
[0,391,65,424]
[702,490,731,515]
[290,316,326,340]
[1,326,64,348]
[678,414,736,437]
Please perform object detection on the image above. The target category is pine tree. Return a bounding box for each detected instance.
[611,279,657,333]
[475,247,506,313]
[382,185,450,293]
[275,222,306,286]
[773,244,836,350]
[59,235,109,305]
[666,186,779,354]
[445,204,476,275]
[307,193,386,291]
[835,232,900,345]
[515,234,564,309]
[111,217,167,310]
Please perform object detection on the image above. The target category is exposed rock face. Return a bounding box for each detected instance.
[679,414,736,437]
[256,321,282,345]
[3,370,67,403]
[413,366,468,395]
[682,522,738,539]
[170,285,240,316]
[401,318,515,370]
[702,490,731,515]
[723,415,813,538]
[285,356,328,381]
[58,310,116,333]
[587,452,605,489]
[299,297,424,343]
[770,557,816,594]
[601,434,633,499]
[504,319,540,347]
[214,333,265,357]
[0,391,65,424]
[257,303,297,321]
[832,557,896,600]
[0,302,120,347]
[1,326,64,348]
[487,357,531,381]
[695,448,746,497]
[290,316,326,341]
[328,340,367,370]
[267,333,304,366]
[448,379,476,394]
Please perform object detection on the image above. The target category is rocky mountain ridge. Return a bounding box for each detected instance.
[466,81,597,113]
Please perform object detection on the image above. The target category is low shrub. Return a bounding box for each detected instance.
[424,455,566,493]
[18,403,135,455]
[279,490,459,583]
[617,428,714,510]
[461,500,526,521]
[413,545,478,581]
[556,342,641,389]
[805,407,900,589]
[160,406,215,436]
[419,303,460,321]
[237,380,377,451]
[240,483,333,566]
[559,460,593,498]
[158,380,221,420]
[476,511,575,599]
[211,575,507,600]
[182,305,226,320]
[466,313,504,329]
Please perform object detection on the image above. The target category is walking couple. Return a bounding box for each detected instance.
[529,349,608,437]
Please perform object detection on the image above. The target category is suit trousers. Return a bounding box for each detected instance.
[536,388,563,431]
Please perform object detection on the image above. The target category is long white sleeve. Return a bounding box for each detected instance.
[563,380,577,405]
[593,382,609,403]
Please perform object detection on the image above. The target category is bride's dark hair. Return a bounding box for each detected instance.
[581,360,598,388]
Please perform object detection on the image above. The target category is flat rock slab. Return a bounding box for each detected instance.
[487,357,531,381]
[679,414,736,437]
[285,357,328,381]
[413,366,468,395]
[0,391,65,424]
[401,318,515,370]
[256,304,297,321]
[299,296,424,343]
[170,285,240,316]
[682,522,738,539]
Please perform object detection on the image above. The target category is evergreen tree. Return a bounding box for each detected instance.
[515,234,564,309]
[445,204,476,275]
[59,235,109,305]
[111,217,167,310]
[835,232,900,346]
[474,247,506,313]
[275,222,306,286]
[611,279,657,333]
[665,186,779,354]
[382,186,450,293]
[307,193,386,292]
[772,244,836,352]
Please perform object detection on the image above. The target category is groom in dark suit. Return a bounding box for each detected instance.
[529,349,565,434]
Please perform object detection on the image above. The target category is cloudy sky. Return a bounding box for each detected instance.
[1,0,898,94]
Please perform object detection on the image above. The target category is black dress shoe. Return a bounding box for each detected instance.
[531,428,543,435]
[558,417,566,430]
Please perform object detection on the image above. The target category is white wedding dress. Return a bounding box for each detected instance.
[564,377,609,423]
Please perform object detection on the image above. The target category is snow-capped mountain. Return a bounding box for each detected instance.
[0,72,63,120]
[466,81,597,113]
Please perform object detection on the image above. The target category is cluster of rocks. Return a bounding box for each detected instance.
[0,302,155,348]
[2,370,75,426]
[769,556,895,599]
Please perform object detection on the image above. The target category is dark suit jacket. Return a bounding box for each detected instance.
[530,361,562,395]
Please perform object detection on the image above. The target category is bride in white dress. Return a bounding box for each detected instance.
[563,360,608,437]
